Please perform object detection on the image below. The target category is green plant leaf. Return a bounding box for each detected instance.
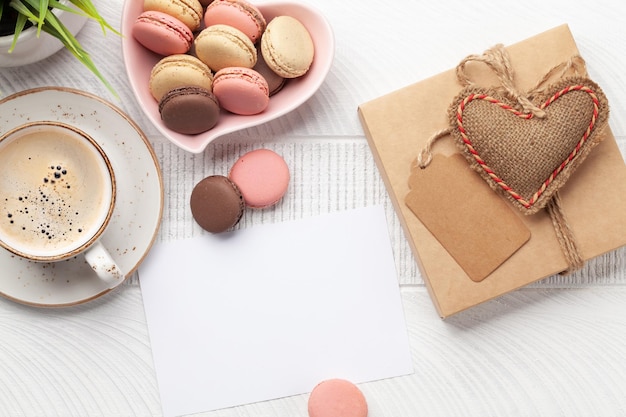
[15,0,48,35]
[66,0,120,35]
[9,1,40,23]
[6,0,119,96]
[7,12,31,53]
[40,18,117,96]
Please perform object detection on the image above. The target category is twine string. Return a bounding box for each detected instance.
[546,192,584,274]
[417,127,452,169]
[526,55,586,99]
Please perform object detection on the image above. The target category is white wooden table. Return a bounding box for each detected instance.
[1,0,626,416]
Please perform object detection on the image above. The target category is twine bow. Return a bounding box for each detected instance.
[457,44,548,118]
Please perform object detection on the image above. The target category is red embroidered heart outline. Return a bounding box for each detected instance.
[450,76,609,214]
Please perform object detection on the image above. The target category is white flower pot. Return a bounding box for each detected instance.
[0,2,88,67]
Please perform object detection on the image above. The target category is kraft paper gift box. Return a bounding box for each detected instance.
[358,25,626,318]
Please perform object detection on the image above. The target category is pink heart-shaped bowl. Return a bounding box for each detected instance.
[121,0,335,153]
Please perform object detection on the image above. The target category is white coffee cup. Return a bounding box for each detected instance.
[0,121,123,287]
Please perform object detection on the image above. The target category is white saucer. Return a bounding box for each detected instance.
[0,87,163,307]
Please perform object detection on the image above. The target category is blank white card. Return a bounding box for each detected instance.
[139,205,413,417]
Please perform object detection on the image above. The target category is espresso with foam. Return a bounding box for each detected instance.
[0,124,113,258]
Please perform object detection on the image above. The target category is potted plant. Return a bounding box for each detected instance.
[0,0,119,94]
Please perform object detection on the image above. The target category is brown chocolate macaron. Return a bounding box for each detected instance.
[253,46,286,96]
[159,86,220,134]
[190,175,245,233]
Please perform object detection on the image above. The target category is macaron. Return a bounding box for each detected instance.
[203,0,266,43]
[143,0,204,31]
[308,379,368,417]
[194,24,257,72]
[158,86,220,134]
[228,149,289,208]
[261,15,315,78]
[253,47,286,96]
[132,11,193,56]
[190,175,245,233]
[149,54,214,101]
[213,67,269,115]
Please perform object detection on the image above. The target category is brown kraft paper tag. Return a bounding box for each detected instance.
[405,153,531,282]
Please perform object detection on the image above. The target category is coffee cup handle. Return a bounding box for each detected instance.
[84,241,124,287]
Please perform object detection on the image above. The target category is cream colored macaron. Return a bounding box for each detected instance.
[261,15,314,78]
[194,24,257,72]
[143,0,204,31]
[149,54,213,101]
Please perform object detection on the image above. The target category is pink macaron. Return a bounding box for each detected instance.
[203,0,266,43]
[308,379,368,417]
[132,11,193,56]
[213,67,269,115]
[228,149,290,208]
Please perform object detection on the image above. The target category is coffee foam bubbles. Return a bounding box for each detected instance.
[0,124,114,259]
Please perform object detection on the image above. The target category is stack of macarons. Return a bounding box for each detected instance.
[190,149,290,233]
[132,0,315,135]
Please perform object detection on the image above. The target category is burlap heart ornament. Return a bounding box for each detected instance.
[412,44,611,274]
[448,76,609,214]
